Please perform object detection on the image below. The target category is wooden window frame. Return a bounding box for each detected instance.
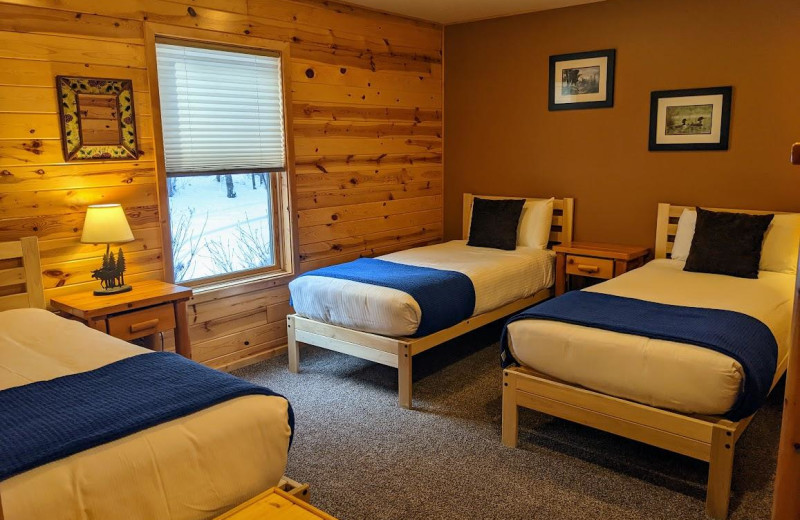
[144,23,299,292]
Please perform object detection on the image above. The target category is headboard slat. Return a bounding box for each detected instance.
[0,242,24,261]
[0,267,27,288]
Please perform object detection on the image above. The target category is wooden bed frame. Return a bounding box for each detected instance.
[501,203,791,520]
[0,237,44,312]
[287,194,574,408]
[0,236,307,520]
[0,236,44,520]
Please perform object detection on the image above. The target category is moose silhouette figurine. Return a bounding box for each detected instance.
[91,248,130,294]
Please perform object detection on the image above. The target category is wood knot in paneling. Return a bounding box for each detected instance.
[23,140,43,155]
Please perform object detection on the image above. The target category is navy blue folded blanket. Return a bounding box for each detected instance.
[501,291,778,421]
[296,257,476,337]
[0,352,294,482]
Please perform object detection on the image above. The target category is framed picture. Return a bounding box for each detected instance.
[56,76,139,161]
[648,86,732,151]
[549,49,616,111]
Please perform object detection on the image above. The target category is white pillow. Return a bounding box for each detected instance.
[670,208,696,261]
[760,213,800,274]
[517,198,554,249]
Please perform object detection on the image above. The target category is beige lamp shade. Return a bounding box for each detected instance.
[80,204,135,244]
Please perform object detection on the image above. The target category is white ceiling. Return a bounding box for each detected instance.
[346,0,605,25]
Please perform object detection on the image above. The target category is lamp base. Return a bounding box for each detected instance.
[94,285,132,296]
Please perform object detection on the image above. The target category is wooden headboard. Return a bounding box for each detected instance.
[0,236,45,311]
[654,203,791,259]
[462,194,574,246]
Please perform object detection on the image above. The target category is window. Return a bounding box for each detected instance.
[154,40,289,284]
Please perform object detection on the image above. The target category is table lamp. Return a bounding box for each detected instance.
[81,204,135,296]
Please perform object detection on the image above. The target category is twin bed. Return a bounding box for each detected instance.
[502,203,794,519]
[0,239,294,520]
[288,193,574,407]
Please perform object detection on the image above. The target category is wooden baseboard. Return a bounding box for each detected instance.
[211,344,287,373]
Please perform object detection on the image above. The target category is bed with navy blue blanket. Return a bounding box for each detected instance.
[0,307,294,520]
[501,260,793,421]
[293,257,476,337]
[289,240,556,338]
[0,352,294,482]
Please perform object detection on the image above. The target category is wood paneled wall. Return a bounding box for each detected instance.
[0,0,443,371]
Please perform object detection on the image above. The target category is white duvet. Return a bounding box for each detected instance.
[507,259,794,416]
[290,240,555,337]
[0,308,292,520]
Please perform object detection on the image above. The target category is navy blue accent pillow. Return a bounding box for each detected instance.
[684,207,773,279]
[467,198,525,250]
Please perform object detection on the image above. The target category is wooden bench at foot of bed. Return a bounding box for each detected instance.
[287,288,551,408]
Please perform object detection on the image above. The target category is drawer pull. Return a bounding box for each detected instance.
[576,264,600,274]
[130,319,159,333]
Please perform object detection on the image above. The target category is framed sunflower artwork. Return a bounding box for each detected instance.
[56,76,139,161]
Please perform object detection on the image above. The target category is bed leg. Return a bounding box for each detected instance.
[502,370,519,448]
[706,426,735,519]
[398,344,412,409]
[287,316,300,374]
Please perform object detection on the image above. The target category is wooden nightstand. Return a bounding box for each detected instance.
[553,242,650,296]
[215,487,337,520]
[51,280,193,358]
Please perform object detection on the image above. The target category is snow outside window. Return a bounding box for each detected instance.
[155,41,286,283]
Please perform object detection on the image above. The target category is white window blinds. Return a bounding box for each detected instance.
[155,42,286,176]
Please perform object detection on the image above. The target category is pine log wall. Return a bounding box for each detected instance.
[0,0,443,371]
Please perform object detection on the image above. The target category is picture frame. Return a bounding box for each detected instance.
[56,76,139,161]
[549,49,616,111]
[648,86,732,151]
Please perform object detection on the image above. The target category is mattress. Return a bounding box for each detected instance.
[290,240,555,337]
[0,308,292,520]
[507,259,794,416]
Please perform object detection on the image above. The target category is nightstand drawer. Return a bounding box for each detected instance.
[565,255,614,279]
[107,303,176,341]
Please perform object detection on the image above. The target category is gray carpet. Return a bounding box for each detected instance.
[233,322,781,520]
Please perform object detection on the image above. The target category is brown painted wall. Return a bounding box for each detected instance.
[444,0,800,246]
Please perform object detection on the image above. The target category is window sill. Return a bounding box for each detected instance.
[188,268,296,297]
